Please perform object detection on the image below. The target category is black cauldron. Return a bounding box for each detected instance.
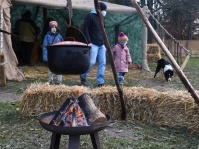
[47,41,91,75]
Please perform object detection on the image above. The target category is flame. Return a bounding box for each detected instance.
[52,96,107,127]
[76,105,84,118]
[56,100,88,127]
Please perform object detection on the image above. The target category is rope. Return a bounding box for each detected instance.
[0,8,3,53]
[66,0,73,27]
[149,11,191,56]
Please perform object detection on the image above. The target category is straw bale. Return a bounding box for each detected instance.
[128,64,141,70]
[124,87,159,123]
[147,44,161,63]
[152,91,199,132]
[90,86,121,120]
[147,53,161,63]
[20,84,199,133]
[20,83,91,117]
[147,44,160,54]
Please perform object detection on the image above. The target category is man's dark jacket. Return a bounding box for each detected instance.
[83,11,104,46]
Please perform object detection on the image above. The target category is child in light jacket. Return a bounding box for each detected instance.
[112,32,132,85]
[43,21,63,85]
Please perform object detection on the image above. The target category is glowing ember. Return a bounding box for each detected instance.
[56,99,88,127]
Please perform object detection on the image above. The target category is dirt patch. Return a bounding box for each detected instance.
[136,79,176,91]
[0,86,23,102]
[0,92,22,102]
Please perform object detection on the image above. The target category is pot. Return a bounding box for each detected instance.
[47,41,91,75]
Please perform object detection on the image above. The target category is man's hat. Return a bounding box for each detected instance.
[99,2,107,11]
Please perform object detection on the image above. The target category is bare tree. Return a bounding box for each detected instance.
[150,0,199,40]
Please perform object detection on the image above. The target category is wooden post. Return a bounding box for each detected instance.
[179,45,183,65]
[0,7,6,86]
[181,55,190,71]
[141,6,150,71]
[130,0,199,105]
[94,0,126,120]
[0,53,6,86]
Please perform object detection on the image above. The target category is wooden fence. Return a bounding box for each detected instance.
[164,40,199,57]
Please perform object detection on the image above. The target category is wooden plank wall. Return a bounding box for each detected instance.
[164,40,199,57]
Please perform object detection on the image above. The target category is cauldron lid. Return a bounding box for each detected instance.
[51,41,91,48]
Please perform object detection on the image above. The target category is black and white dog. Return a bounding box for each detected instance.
[154,58,174,82]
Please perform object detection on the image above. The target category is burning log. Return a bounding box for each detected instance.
[59,100,88,127]
[78,93,107,125]
[49,97,75,126]
[50,94,106,127]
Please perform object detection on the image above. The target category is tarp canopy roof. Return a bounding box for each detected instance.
[11,0,137,14]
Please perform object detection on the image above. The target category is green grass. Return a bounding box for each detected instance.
[1,58,199,148]
[1,102,199,148]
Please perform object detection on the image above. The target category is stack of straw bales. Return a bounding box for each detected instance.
[147,44,161,62]
[21,83,199,133]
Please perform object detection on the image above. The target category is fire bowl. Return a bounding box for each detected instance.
[39,111,110,135]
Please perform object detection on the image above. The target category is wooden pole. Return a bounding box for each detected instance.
[0,53,6,86]
[179,45,183,65]
[94,0,126,120]
[130,0,199,105]
[0,7,6,86]
[141,16,150,71]
[181,55,190,71]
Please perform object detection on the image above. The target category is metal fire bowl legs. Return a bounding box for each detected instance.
[49,132,102,149]
[50,133,61,149]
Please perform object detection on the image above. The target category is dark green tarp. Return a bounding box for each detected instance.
[11,5,143,64]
